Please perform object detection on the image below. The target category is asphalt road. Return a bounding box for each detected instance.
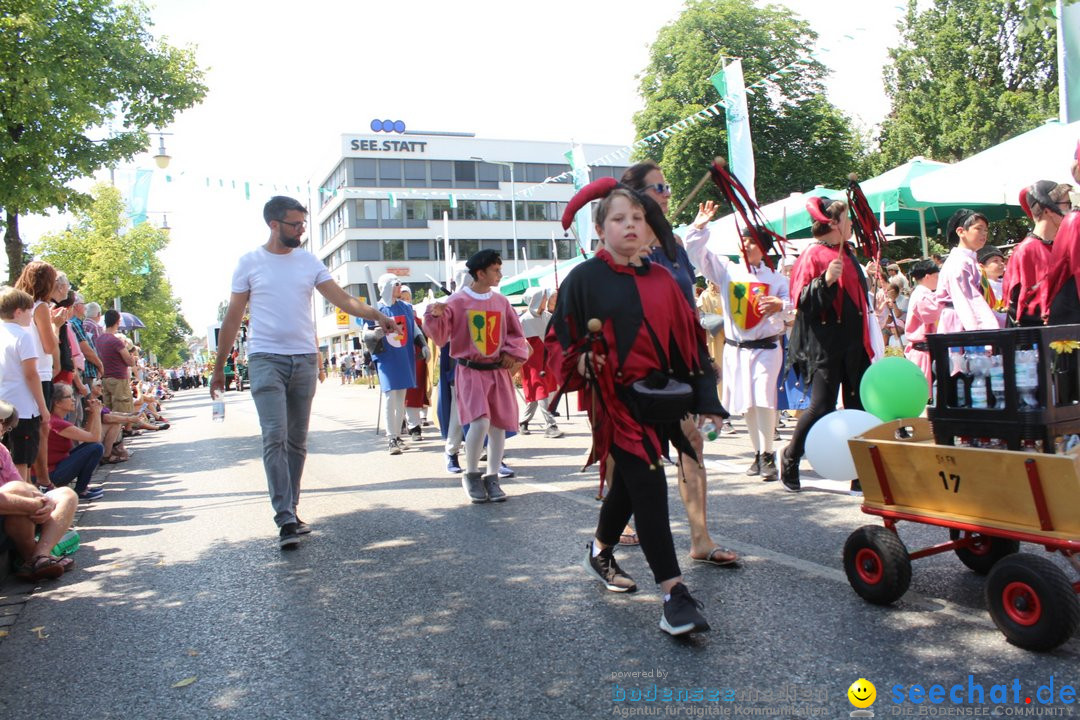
[0,381,1076,719]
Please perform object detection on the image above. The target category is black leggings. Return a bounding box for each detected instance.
[596,445,680,585]
[786,351,871,461]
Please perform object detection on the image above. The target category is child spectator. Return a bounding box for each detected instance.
[0,286,50,482]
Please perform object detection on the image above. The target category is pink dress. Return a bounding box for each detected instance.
[935,246,1001,333]
[904,284,943,389]
[424,286,529,431]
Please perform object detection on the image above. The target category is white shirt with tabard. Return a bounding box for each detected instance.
[230,246,332,355]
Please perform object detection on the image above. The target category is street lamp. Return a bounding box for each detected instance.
[471,156,518,275]
[153,132,172,169]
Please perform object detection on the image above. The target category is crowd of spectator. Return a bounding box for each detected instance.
[0,260,180,583]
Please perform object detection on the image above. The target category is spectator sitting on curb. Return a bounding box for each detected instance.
[46,383,105,500]
[0,400,78,581]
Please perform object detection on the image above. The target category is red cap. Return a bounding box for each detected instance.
[806,196,831,224]
[561,177,617,230]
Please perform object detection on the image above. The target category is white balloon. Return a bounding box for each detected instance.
[804,409,882,482]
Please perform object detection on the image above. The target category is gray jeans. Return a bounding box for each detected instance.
[248,353,318,527]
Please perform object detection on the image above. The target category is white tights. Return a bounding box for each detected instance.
[464,417,505,475]
[744,406,776,454]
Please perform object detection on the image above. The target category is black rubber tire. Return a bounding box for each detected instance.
[949,529,1020,575]
[843,525,912,605]
[985,553,1080,652]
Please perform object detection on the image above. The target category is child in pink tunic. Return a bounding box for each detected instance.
[935,210,1001,333]
[903,259,942,390]
[425,250,529,504]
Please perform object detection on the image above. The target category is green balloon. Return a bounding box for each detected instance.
[859,357,930,421]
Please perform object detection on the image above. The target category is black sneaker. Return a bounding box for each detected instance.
[295,518,312,535]
[279,523,301,549]
[483,474,507,502]
[745,453,761,476]
[850,479,863,496]
[660,583,710,636]
[408,425,422,441]
[388,438,403,456]
[760,452,779,482]
[780,449,800,492]
[585,542,637,593]
[518,422,531,435]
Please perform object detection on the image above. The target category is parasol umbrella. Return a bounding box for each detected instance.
[118,311,145,330]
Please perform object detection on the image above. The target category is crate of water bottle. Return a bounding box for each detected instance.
[927,324,1080,427]
[930,416,1080,454]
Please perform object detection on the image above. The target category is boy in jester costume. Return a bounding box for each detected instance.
[370,273,420,455]
[425,250,529,503]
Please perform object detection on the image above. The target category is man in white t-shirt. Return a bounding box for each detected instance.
[211,196,396,549]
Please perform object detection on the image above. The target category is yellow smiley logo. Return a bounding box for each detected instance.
[848,678,876,709]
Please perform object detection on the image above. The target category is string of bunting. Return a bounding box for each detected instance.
[152,47,827,203]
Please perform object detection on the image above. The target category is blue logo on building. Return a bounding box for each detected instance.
[371,119,406,134]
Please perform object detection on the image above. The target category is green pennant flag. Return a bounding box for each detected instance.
[449,193,457,209]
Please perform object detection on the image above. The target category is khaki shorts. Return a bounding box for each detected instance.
[102,377,134,414]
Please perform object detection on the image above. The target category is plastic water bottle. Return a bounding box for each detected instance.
[968,348,989,409]
[51,529,80,557]
[700,421,718,441]
[989,354,1005,406]
[212,391,225,423]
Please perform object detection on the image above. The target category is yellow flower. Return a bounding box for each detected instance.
[1049,340,1080,354]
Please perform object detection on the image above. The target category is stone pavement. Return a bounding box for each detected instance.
[0,382,1075,719]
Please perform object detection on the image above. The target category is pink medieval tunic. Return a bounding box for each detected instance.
[903,283,943,389]
[424,286,529,432]
[935,246,1002,334]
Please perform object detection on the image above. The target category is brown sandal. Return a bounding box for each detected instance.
[15,555,64,582]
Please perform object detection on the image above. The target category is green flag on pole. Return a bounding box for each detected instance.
[709,59,757,204]
[1059,0,1080,122]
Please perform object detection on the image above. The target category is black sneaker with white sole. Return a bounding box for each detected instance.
[660,583,710,636]
[585,542,637,593]
[279,522,301,549]
[295,518,312,535]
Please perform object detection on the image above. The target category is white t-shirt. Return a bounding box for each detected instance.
[0,321,40,417]
[29,301,54,381]
[231,246,333,355]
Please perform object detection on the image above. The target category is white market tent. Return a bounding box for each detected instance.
[909,119,1080,207]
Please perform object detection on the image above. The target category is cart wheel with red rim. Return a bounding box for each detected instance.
[843,525,912,605]
[985,553,1080,652]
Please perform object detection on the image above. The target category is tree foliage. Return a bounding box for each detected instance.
[633,0,865,226]
[0,0,207,280]
[33,183,190,366]
[875,0,1058,170]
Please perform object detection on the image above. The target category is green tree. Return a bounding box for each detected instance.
[633,0,865,226]
[1,0,206,281]
[33,183,190,365]
[876,0,1058,170]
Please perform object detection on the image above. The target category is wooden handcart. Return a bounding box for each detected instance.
[844,418,1080,651]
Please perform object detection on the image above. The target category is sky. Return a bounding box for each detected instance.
[18,0,906,335]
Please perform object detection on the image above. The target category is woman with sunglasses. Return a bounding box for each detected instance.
[618,161,738,568]
[46,383,105,500]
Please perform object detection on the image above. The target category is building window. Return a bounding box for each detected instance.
[378,159,402,188]
[430,160,452,188]
[383,239,405,260]
[431,199,451,219]
[320,204,346,246]
[479,239,504,255]
[353,199,378,228]
[454,160,476,187]
[528,238,552,260]
[525,163,547,183]
[454,239,479,258]
[477,200,500,220]
[404,200,428,227]
[351,240,380,261]
[353,158,376,186]
[407,239,431,259]
[379,200,403,227]
[477,162,500,189]
[547,163,571,182]
[455,200,478,220]
[404,160,427,186]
